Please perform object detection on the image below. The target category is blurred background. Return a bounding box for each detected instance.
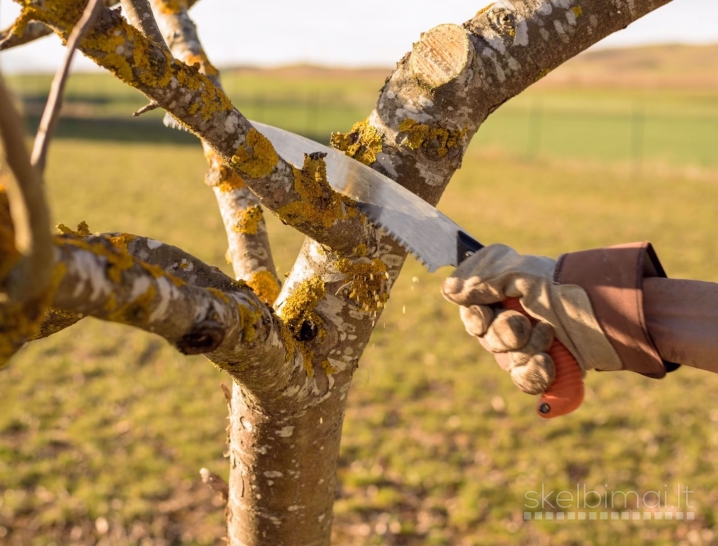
[1,1,718,545]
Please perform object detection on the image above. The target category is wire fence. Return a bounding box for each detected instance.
[10,77,718,172]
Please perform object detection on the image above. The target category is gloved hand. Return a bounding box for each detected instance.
[442,244,623,394]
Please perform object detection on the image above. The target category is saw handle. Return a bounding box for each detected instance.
[500,297,585,418]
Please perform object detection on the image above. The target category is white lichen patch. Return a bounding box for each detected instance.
[72,251,113,301]
[513,20,529,46]
[276,426,294,438]
[129,275,152,300]
[264,471,283,478]
[148,276,175,322]
[146,238,163,250]
[225,114,240,134]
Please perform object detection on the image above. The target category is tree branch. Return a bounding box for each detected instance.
[0,0,202,51]
[30,0,103,174]
[120,0,168,48]
[0,76,53,303]
[151,0,281,303]
[45,233,289,384]
[17,0,375,255]
[0,21,52,51]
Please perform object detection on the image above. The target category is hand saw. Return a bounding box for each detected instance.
[252,121,584,418]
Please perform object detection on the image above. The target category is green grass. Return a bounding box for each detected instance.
[7,69,718,170]
[2,66,718,544]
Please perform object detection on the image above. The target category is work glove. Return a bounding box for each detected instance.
[442,243,671,394]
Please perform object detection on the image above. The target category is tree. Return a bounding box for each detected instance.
[0,0,673,543]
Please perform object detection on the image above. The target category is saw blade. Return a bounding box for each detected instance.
[252,121,476,272]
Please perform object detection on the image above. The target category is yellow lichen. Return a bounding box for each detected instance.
[571,6,583,17]
[24,0,233,128]
[277,153,359,230]
[142,261,186,287]
[204,149,246,191]
[354,243,368,257]
[106,233,138,253]
[231,128,279,179]
[321,360,336,375]
[398,119,468,159]
[330,119,383,166]
[247,270,281,305]
[0,262,66,368]
[183,52,219,77]
[233,206,263,235]
[156,0,189,15]
[336,258,390,312]
[56,221,92,238]
[106,284,157,325]
[277,276,327,376]
[238,303,263,344]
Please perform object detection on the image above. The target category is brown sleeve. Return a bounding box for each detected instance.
[644,277,718,374]
[554,242,677,379]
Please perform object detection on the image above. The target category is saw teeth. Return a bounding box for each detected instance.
[373,219,433,271]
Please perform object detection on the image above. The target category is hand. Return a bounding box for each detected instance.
[442,244,622,394]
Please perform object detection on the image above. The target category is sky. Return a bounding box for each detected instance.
[0,0,716,73]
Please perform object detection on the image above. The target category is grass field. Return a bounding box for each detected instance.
[2,45,718,545]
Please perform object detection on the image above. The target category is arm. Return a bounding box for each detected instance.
[443,242,718,400]
[645,278,718,373]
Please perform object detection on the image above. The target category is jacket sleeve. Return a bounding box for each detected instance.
[554,242,679,378]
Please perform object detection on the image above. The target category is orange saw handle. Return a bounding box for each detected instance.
[501,297,584,418]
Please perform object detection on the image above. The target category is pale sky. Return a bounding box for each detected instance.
[1,0,716,73]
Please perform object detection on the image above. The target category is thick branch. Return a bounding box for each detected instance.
[17,0,374,254]
[41,233,289,391]
[151,0,280,302]
[0,0,199,51]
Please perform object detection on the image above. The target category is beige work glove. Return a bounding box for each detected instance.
[442,244,622,394]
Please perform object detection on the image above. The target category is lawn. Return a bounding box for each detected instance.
[1,51,718,545]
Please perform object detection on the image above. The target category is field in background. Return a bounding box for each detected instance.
[1,45,718,545]
[8,44,718,174]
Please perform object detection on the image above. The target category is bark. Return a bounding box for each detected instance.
[151,0,281,301]
[0,0,674,544]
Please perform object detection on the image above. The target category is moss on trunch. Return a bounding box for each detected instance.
[247,270,281,305]
[57,221,92,238]
[106,233,137,253]
[321,359,336,375]
[277,153,360,231]
[106,283,157,325]
[238,303,263,344]
[204,149,246,191]
[397,119,468,159]
[0,262,66,368]
[233,206,263,235]
[231,128,279,179]
[141,261,186,287]
[330,119,384,166]
[277,276,327,376]
[183,52,219,77]
[336,257,390,312]
[571,6,583,17]
[156,0,189,15]
[25,2,232,122]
